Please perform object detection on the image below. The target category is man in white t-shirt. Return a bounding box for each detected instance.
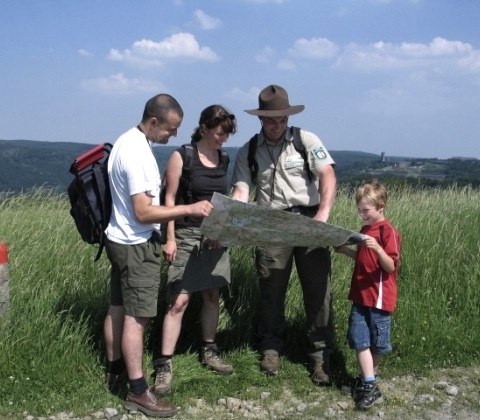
[103,94,213,417]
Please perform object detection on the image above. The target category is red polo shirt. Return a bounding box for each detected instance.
[348,219,401,313]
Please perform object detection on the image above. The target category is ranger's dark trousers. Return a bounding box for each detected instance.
[255,244,334,357]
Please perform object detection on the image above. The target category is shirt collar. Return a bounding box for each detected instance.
[258,126,293,146]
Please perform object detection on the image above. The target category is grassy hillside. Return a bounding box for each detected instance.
[0,185,479,417]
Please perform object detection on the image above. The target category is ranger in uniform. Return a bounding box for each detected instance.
[231,84,337,385]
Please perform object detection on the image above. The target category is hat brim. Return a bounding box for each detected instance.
[244,105,305,117]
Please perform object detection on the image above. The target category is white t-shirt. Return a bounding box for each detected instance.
[106,127,161,244]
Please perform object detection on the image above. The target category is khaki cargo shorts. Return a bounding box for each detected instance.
[106,234,163,318]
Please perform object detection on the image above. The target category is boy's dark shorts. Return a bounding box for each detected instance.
[347,304,393,355]
[106,235,162,318]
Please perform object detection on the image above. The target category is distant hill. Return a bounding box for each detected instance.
[0,140,92,192]
[0,139,478,193]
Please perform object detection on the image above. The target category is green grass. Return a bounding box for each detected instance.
[0,185,479,417]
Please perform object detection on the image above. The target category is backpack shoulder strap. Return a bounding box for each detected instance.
[248,134,259,184]
[219,148,230,171]
[180,143,194,171]
[178,143,195,204]
[291,127,303,152]
[92,163,109,261]
[291,126,313,182]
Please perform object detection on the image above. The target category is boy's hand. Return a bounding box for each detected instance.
[362,235,381,252]
[362,234,396,273]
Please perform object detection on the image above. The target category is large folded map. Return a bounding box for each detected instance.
[200,193,364,248]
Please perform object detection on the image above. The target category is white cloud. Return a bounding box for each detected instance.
[78,48,93,57]
[334,37,479,73]
[255,46,276,63]
[107,32,220,67]
[288,37,339,59]
[193,9,222,30]
[423,37,472,56]
[277,59,297,72]
[225,86,261,104]
[458,50,480,73]
[80,73,161,95]
[358,75,455,117]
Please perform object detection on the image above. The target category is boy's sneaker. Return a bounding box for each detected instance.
[355,382,383,410]
[201,345,233,375]
[260,350,280,376]
[153,358,173,396]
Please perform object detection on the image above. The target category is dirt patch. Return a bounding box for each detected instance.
[173,366,480,419]
[21,367,480,419]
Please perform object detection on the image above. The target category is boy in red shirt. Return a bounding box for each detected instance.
[335,180,401,410]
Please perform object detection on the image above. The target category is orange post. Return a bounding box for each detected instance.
[0,242,10,317]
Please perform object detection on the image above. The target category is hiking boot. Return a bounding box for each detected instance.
[260,350,280,376]
[355,382,383,410]
[124,387,177,417]
[201,345,233,375]
[310,354,332,386]
[153,358,173,396]
[105,370,127,394]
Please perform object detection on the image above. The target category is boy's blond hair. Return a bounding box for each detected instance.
[355,180,388,209]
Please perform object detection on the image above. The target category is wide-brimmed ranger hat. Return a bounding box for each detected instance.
[245,84,305,117]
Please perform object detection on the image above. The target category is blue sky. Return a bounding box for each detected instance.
[1,0,479,159]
